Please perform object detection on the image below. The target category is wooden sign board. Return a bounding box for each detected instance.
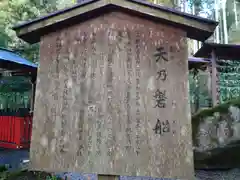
[30,12,194,179]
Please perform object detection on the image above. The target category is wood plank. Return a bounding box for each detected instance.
[98,175,119,180]
[30,12,194,180]
[211,50,218,106]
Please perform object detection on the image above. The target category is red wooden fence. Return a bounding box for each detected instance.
[0,115,32,149]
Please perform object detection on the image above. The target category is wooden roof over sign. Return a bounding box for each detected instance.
[13,0,218,44]
[188,57,209,71]
[194,42,240,60]
[0,48,37,77]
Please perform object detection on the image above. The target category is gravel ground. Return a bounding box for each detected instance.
[195,169,240,180]
[56,170,240,180]
[1,149,240,179]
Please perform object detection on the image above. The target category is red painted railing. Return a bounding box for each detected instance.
[0,114,32,149]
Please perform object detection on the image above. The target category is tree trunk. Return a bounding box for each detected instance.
[214,0,220,43]
[222,0,228,44]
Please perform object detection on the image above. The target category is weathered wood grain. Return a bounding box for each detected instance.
[30,12,194,180]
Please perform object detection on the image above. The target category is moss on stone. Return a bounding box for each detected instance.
[193,98,240,122]
[191,97,240,145]
[0,169,60,180]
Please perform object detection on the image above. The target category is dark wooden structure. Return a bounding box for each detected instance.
[13,0,217,179]
[194,43,240,106]
[194,43,240,60]
[188,57,209,71]
[0,48,37,77]
[0,48,37,149]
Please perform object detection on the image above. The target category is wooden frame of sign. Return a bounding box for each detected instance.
[13,0,217,179]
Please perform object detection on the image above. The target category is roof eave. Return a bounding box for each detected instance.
[194,43,240,60]
[13,0,100,30]
[13,0,218,44]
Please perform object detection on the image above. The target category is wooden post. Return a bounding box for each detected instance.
[194,73,200,112]
[211,50,218,106]
[206,65,212,107]
[98,175,119,180]
[30,76,36,113]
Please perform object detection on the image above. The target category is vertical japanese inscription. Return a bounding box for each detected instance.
[154,46,168,62]
[153,46,172,135]
[96,47,105,156]
[153,89,167,108]
[106,29,114,157]
[156,69,167,81]
[59,80,69,153]
[77,32,87,158]
[51,35,61,135]
[125,30,132,151]
[52,35,61,102]
[89,30,101,157]
[79,31,91,157]
[135,31,141,155]
[153,119,171,135]
[56,33,70,153]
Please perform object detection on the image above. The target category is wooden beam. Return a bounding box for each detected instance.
[98,175,119,180]
[207,66,212,107]
[30,76,36,113]
[211,50,218,106]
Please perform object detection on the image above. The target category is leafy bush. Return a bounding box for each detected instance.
[0,168,61,180]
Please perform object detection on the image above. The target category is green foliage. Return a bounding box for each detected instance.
[148,0,176,7]
[0,76,31,92]
[0,31,11,48]
[0,76,32,110]
[217,60,240,103]
[0,0,76,62]
[0,166,7,173]
[188,0,215,18]
[0,168,61,180]
[226,0,240,40]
